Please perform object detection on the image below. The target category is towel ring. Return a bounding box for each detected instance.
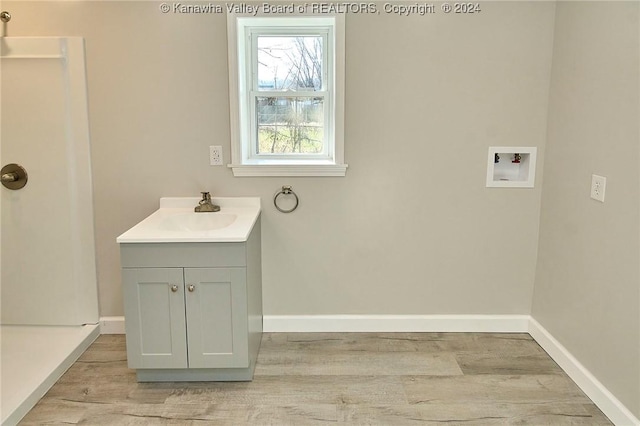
[274,185,299,213]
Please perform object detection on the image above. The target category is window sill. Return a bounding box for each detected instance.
[228,163,348,177]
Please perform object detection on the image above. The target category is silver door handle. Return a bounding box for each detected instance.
[1,172,18,182]
[187,285,195,292]
[1,164,28,190]
[170,285,179,292]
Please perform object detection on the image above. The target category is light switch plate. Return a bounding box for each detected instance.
[590,174,606,202]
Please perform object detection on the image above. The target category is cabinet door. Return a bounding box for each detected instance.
[184,268,248,368]
[123,268,188,369]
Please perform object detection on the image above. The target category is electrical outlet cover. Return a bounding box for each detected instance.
[590,174,606,202]
[209,145,223,166]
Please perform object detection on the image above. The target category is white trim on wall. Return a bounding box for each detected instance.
[100,314,531,334]
[528,318,639,426]
[262,314,530,333]
[100,314,639,425]
[99,316,125,334]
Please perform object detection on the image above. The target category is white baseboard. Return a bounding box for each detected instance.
[102,314,530,334]
[99,316,125,334]
[528,318,639,426]
[101,314,637,425]
[262,314,530,333]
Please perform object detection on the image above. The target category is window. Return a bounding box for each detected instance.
[227,15,347,176]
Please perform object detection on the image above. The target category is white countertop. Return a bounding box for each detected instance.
[116,197,261,243]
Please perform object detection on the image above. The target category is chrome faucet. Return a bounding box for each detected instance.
[194,192,220,212]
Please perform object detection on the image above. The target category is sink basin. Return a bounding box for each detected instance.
[116,197,261,243]
[158,213,237,232]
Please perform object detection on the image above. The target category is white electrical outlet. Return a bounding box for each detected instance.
[209,145,223,166]
[590,174,606,202]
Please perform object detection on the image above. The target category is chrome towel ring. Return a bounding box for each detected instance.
[274,185,299,213]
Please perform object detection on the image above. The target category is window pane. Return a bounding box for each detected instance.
[257,36,323,91]
[256,96,324,154]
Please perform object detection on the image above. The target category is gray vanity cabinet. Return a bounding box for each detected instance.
[120,219,262,382]
[123,267,248,369]
[122,268,188,369]
[183,268,248,369]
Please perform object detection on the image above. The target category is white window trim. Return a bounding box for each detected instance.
[227,13,347,177]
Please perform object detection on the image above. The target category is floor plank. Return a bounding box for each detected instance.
[19,333,612,425]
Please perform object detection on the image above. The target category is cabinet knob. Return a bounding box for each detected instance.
[188,284,195,292]
[170,285,178,293]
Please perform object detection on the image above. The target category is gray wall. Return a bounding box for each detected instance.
[5,0,640,419]
[531,1,640,418]
[4,1,554,316]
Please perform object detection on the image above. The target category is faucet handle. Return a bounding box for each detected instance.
[194,191,220,212]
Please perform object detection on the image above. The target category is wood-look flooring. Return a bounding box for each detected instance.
[20,333,612,425]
